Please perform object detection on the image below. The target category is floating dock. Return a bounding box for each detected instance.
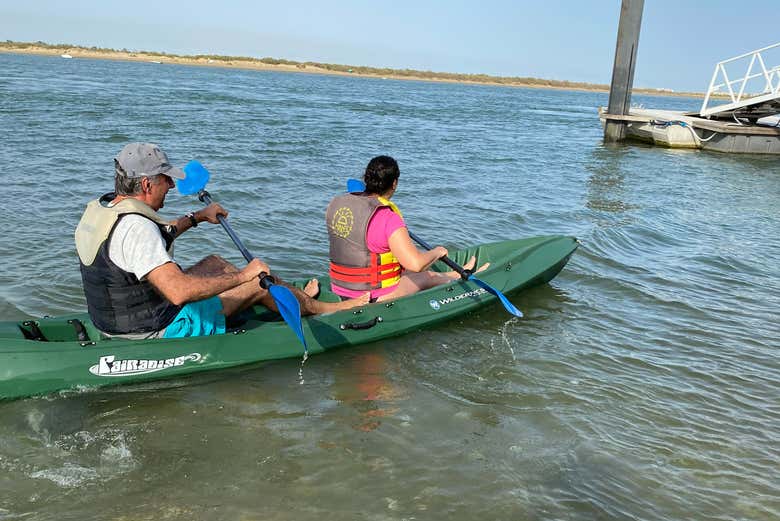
[598,108,780,153]
[601,42,780,154]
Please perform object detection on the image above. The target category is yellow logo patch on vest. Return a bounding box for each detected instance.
[331,207,354,238]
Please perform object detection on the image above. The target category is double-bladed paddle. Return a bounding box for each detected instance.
[346,179,523,318]
[178,161,308,351]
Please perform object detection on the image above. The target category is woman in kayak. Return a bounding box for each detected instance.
[326,155,486,302]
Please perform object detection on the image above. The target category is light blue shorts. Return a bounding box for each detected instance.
[163,296,226,338]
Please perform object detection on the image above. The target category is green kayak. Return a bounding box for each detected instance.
[0,235,577,401]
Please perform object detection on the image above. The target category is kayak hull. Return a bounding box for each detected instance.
[0,236,578,401]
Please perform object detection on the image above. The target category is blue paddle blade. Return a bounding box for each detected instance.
[179,160,211,195]
[269,284,308,352]
[346,178,366,192]
[468,275,524,318]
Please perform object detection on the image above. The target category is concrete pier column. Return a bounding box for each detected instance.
[604,0,645,142]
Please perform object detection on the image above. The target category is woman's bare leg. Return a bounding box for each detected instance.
[376,257,490,303]
[375,272,453,302]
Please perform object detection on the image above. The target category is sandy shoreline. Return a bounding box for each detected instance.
[0,44,707,98]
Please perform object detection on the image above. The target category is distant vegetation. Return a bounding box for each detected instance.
[1,40,693,95]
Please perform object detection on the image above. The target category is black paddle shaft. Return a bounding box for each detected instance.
[197,190,274,289]
[407,230,471,280]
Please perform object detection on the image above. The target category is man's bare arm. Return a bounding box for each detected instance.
[170,203,228,239]
[146,258,267,305]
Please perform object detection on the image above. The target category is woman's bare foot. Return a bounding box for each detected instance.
[303,278,320,298]
[462,256,477,271]
[446,256,490,279]
[475,261,490,273]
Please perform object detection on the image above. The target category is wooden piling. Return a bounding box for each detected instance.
[604,0,645,142]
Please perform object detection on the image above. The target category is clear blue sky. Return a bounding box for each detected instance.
[1,1,777,92]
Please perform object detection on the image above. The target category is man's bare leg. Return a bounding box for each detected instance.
[303,278,320,297]
[279,282,369,315]
[217,276,368,318]
[185,255,239,277]
[184,256,367,317]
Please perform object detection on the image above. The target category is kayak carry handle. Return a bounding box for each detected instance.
[339,316,383,331]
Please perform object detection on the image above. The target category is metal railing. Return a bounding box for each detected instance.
[700,42,780,117]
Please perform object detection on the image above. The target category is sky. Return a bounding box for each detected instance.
[1,0,778,92]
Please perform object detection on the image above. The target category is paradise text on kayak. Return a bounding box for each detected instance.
[89,353,203,377]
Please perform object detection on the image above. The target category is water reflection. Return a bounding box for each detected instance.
[331,352,407,432]
[585,145,640,218]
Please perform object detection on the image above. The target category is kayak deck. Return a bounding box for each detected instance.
[0,236,578,400]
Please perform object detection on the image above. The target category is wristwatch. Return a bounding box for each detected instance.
[186,212,198,228]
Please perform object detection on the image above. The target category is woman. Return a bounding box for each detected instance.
[326,155,485,302]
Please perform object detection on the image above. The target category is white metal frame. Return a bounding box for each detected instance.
[700,42,780,117]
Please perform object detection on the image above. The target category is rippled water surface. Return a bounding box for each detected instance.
[0,53,778,520]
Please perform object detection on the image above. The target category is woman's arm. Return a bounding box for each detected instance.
[388,227,447,272]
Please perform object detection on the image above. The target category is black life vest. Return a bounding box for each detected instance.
[76,194,181,334]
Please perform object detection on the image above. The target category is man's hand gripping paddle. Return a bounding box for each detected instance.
[179,161,308,351]
[346,179,523,318]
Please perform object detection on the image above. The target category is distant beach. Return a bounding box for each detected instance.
[0,40,705,98]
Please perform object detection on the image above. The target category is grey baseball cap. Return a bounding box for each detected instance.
[114,142,185,180]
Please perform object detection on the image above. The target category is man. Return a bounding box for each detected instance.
[75,142,366,339]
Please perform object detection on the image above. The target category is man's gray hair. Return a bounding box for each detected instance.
[114,160,163,195]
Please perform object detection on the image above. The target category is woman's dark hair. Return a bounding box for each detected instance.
[363,155,399,195]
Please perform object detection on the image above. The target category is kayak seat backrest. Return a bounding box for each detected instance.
[19,321,47,341]
[15,318,105,343]
[69,318,107,342]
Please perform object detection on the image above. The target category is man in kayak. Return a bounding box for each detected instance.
[76,142,367,339]
[326,155,486,302]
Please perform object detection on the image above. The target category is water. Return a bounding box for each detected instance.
[1,53,778,520]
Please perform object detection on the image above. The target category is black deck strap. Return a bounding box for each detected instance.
[67,319,90,342]
[339,316,383,331]
[21,321,46,341]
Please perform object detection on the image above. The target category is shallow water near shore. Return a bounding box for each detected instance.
[0,53,778,520]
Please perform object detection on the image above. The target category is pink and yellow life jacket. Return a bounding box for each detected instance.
[325,193,403,291]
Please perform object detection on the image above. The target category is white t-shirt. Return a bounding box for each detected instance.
[108,214,174,280]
